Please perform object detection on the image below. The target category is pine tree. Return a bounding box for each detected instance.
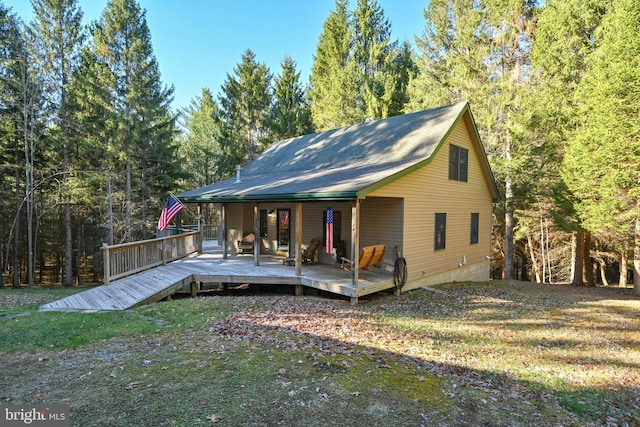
[407,0,537,280]
[523,0,609,286]
[29,0,85,286]
[309,0,359,131]
[269,55,313,141]
[562,0,640,295]
[0,3,26,287]
[218,49,272,171]
[180,87,224,188]
[82,0,177,242]
[352,0,398,119]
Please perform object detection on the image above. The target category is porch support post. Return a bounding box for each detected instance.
[253,203,260,266]
[295,203,303,285]
[197,204,203,253]
[221,203,228,259]
[351,199,360,305]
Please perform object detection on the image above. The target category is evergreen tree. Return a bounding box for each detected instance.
[407,0,537,280]
[523,0,609,285]
[218,49,272,171]
[309,0,359,131]
[29,0,85,286]
[180,87,224,188]
[269,55,313,140]
[0,2,26,287]
[562,0,640,295]
[352,0,399,119]
[85,0,177,242]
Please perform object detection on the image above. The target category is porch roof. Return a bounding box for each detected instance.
[178,101,496,203]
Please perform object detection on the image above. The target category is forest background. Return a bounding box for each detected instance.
[1,0,639,296]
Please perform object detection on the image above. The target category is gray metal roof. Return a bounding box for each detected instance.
[179,102,489,202]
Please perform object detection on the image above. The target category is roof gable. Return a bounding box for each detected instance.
[179,102,498,202]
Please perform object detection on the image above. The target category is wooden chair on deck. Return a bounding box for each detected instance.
[367,245,386,269]
[302,239,320,264]
[237,233,255,254]
[340,245,376,271]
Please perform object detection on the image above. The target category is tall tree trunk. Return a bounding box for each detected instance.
[526,232,542,283]
[64,144,73,287]
[504,142,514,280]
[584,230,594,286]
[13,156,21,289]
[634,216,640,296]
[620,245,628,287]
[597,259,610,287]
[572,228,585,286]
[125,162,132,242]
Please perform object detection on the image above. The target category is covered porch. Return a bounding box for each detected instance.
[192,241,397,301]
[208,197,404,303]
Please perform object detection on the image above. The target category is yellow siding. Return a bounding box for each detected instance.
[360,198,403,267]
[301,202,352,264]
[368,118,494,285]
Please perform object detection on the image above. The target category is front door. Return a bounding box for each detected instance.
[277,209,290,255]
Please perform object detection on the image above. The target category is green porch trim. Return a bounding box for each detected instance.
[179,191,359,204]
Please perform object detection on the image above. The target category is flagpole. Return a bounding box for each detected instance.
[169,192,199,219]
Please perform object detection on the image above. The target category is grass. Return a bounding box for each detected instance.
[0,281,638,426]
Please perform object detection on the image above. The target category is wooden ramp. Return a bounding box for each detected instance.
[39,263,194,312]
[40,243,397,312]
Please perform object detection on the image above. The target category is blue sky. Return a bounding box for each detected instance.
[8,0,428,112]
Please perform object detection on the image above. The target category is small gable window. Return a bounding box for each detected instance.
[449,144,468,182]
[435,213,446,250]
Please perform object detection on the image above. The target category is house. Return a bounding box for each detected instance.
[178,101,500,297]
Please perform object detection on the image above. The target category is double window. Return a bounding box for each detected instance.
[449,144,468,182]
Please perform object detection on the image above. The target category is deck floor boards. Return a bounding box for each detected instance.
[40,242,396,312]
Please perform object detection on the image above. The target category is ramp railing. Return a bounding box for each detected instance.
[102,231,201,284]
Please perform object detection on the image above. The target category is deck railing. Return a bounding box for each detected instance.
[156,224,218,240]
[102,231,201,284]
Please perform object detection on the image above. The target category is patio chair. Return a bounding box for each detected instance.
[302,239,320,264]
[368,244,386,268]
[340,245,376,271]
[237,233,255,254]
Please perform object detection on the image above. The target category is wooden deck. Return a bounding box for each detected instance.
[40,242,396,312]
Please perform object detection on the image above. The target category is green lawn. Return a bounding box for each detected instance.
[1,281,638,426]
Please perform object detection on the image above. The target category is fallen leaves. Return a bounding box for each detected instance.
[125,381,141,390]
[206,414,220,423]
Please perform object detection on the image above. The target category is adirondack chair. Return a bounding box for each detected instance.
[302,239,320,264]
[368,244,386,268]
[340,245,376,271]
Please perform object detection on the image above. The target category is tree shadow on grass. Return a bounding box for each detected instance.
[207,289,639,426]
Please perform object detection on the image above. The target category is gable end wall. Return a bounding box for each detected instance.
[368,116,493,288]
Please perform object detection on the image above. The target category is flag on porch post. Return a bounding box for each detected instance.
[158,194,185,232]
[326,207,333,254]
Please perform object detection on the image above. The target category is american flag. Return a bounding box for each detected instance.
[326,207,333,253]
[158,194,185,232]
[279,210,289,226]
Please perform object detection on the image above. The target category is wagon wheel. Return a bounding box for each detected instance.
[393,257,407,289]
